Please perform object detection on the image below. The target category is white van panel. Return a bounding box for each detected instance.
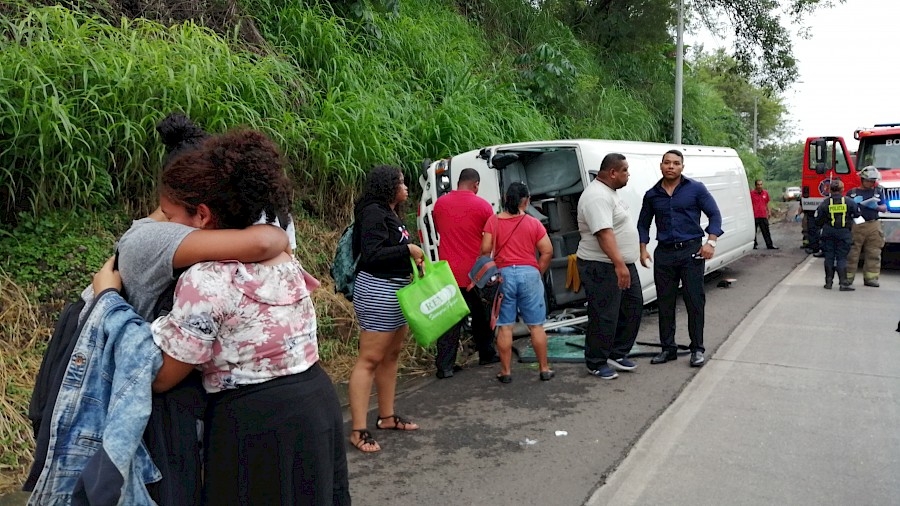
[417,139,754,316]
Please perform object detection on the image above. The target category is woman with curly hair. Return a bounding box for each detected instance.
[348,164,424,453]
[93,129,349,505]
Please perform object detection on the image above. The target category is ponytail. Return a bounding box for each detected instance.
[504,182,530,214]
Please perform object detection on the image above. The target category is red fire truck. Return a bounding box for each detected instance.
[801,123,900,247]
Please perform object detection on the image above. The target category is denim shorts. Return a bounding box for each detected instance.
[496,265,546,326]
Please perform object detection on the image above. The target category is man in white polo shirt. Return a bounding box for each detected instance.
[576,153,643,380]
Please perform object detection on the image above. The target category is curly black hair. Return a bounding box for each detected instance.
[354,164,404,218]
[156,112,210,167]
[161,129,292,230]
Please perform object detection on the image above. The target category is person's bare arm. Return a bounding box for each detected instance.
[536,235,553,274]
[172,224,289,269]
[152,354,196,393]
[480,232,494,256]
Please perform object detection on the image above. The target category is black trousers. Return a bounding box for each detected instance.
[578,259,643,370]
[754,217,774,248]
[435,287,497,371]
[821,227,852,269]
[654,239,706,353]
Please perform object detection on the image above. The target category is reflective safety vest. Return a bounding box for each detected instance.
[827,196,848,228]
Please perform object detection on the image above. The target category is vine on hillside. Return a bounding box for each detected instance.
[514,43,578,112]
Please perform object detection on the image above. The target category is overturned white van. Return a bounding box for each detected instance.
[417,139,755,329]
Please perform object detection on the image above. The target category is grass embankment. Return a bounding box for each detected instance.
[0,0,768,492]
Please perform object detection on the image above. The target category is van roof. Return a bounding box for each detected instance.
[488,139,738,158]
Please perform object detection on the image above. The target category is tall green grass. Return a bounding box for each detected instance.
[0,6,310,221]
[239,0,557,188]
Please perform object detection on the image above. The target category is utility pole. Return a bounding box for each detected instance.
[674,0,684,144]
[753,95,758,153]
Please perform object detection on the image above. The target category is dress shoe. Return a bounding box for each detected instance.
[650,350,677,364]
[813,251,825,258]
[478,355,501,365]
[767,246,779,250]
[689,351,706,367]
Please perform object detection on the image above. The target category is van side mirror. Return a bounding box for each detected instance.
[813,139,828,164]
[815,162,826,175]
[420,158,432,179]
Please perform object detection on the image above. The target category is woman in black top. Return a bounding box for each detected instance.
[348,165,425,453]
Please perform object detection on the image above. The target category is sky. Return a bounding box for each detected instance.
[688,0,900,150]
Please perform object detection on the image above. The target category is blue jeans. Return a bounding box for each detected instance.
[496,265,546,326]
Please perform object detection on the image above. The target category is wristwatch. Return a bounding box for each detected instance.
[706,239,717,248]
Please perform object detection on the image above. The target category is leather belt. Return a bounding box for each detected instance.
[656,238,702,250]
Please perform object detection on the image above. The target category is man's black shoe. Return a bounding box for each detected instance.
[813,251,825,258]
[650,350,677,364]
[478,355,501,366]
[690,351,706,367]
[767,246,779,250]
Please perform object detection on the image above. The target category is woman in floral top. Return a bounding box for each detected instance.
[94,130,349,506]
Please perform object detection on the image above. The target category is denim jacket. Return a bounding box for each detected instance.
[29,289,163,506]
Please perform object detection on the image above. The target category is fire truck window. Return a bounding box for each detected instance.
[832,142,850,174]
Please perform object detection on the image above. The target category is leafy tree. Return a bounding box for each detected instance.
[692,49,787,148]
[690,0,844,92]
[758,140,805,183]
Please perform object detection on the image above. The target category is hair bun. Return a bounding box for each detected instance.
[156,112,208,153]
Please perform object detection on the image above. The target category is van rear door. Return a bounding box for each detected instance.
[417,151,497,262]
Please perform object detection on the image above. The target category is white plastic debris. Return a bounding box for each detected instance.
[555,430,568,437]
[519,438,538,446]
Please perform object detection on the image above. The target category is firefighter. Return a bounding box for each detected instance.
[814,179,860,291]
[846,166,887,287]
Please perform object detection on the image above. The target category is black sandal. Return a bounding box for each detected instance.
[375,414,418,431]
[350,429,379,452]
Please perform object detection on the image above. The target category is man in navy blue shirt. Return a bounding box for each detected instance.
[637,149,724,367]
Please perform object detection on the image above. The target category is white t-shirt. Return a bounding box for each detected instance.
[576,179,639,264]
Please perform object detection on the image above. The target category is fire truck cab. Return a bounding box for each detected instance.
[800,136,858,214]
[801,124,900,246]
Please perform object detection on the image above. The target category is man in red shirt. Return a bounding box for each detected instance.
[750,179,779,250]
[432,168,500,378]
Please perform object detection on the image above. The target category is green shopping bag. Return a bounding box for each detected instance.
[397,257,470,348]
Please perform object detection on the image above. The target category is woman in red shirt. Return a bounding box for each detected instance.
[481,182,554,383]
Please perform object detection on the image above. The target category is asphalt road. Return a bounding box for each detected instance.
[344,211,809,505]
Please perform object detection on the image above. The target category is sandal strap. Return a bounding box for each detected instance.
[351,429,376,447]
[376,414,412,428]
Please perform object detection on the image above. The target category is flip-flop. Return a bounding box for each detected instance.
[496,373,512,384]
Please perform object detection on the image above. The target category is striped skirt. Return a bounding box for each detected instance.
[352,270,409,332]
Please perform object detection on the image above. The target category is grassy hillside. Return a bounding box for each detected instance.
[0,0,762,491]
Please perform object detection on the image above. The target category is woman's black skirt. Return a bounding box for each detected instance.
[203,363,350,505]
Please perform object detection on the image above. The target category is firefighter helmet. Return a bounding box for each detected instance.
[859,165,881,182]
